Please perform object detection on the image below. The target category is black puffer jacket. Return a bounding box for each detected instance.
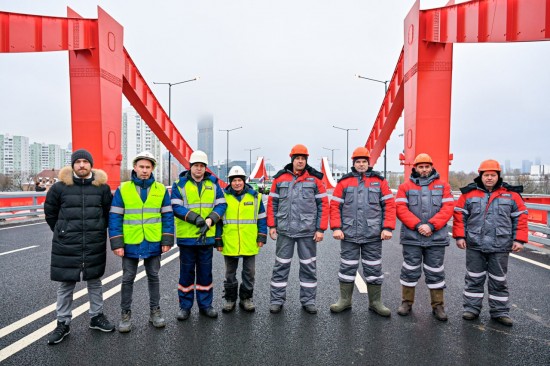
[44,167,112,282]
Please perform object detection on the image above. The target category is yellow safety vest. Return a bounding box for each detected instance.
[120,181,165,244]
[175,179,217,239]
[221,192,261,256]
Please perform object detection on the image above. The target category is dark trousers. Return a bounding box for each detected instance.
[224,255,256,301]
[121,256,161,311]
[178,245,213,310]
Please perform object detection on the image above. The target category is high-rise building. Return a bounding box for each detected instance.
[197,115,214,162]
[122,106,163,180]
[0,134,30,174]
[521,160,532,174]
[504,160,511,174]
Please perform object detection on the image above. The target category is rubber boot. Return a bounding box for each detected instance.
[397,286,415,316]
[330,282,354,313]
[430,289,448,321]
[367,284,391,317]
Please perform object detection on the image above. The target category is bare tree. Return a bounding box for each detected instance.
[0,174,13,191]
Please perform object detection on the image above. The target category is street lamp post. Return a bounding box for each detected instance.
[322,147,339,174]
[245,147,261,176]
[153,77,199,185]
[355,74,389,177]
[219,126,242,179]
[333,125,358,172]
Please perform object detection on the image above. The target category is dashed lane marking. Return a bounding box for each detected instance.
[354,273,368,293]
[510,253,550,270]
[0,245,39,256]
[0,250,180,362]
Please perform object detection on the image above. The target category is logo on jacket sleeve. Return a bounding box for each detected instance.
[501,193,512,197]
[306,178,315,181]
[370,182,380,186]
[434,185,444,188]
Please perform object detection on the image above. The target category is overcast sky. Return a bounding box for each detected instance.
[1,0,549,173]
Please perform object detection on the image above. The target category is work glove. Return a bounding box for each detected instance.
[196,224,209,244]
[186,211,206,227]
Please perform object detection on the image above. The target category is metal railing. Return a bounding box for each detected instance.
[0,192,47,220]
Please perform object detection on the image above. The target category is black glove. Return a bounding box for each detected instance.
[196,225,209,244]
[194,216,206,228]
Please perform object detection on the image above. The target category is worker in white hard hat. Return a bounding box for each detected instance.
[109,151,174,333]
[216,165,267,313]
[171,150,227,320]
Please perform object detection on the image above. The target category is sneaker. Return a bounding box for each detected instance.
[462,311,478,321]
[47,321,70,345]
[118,310,132,333]
[239,298,256,312]
[176,308,191,321]
[397,301,412,316]
[302,304,318,314]
[493,316,513,326]
[149,306,166,328]
[269,304,283,314]
[222,300,236,313]
[199,307,218,318]
[89,313,115,332]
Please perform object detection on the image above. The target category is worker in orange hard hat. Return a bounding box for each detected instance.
[329,147,396,316]
[395,153,454,321]
[267,144,329,315]
[453,159,528,326]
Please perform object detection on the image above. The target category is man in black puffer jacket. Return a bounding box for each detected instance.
[44,149,115,345]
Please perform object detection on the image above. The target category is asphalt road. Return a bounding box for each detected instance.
[0,221,549,365]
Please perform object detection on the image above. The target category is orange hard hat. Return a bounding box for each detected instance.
[289,144,309,157]
[351,147,370,160]
[413,153,433,166]
[478,159,501,173]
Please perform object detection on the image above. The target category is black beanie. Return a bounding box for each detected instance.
[71,149,94,168]
[291,154,308,163]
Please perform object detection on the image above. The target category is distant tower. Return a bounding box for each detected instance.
[504,160,511,174]
[197,115,214,162]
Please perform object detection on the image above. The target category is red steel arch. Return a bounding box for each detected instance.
[1,1,549,186]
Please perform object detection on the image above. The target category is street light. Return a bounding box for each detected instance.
[333,125,358,172]
[153,77,199,185]
[245,147,261,176]
[322,147,339,174]
[355,74,390,177]
[219,126,243,179]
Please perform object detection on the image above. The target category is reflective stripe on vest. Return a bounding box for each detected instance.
[221,192,261,256]
[120,181,165,244]
[175,179,217,239]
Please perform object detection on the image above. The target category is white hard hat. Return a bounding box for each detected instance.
[228,165,247,180]
[189,150,208,166]
[133,151,157,167]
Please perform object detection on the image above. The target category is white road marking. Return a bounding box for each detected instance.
[0,222,46,231]
[510,253,550,270]
[354,273,368,294]
[0,249,179,362]
[0,246,39,256]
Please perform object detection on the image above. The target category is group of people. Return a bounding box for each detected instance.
[43,144,528,345]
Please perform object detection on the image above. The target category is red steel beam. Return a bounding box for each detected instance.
[0,11,97,52]
[122,49,194,170]
[365,49,405,167]
[423,0,550,43]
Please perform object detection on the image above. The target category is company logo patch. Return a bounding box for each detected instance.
[306,178,315,181]
[205,186,213,190]
[244,202,254,206]
[370,182,380,186]
[501,193,511,197]
[434,185,444,188]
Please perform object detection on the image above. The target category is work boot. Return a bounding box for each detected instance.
[462,311,479,320]
[89,313,115,332]
[149,306,166,328]
[176,308,191,321]
[47,321,70,345]
[239,298,256,312]
[367,284,391,317]
[493,316,513,326]
[330,282,354,313]
[302,304,318,314]
[270,304,283,314]
[222,300,236,313]
[118,310,132,333]
[397,286,415,316]
[199,307,218,319]
[430,289,448,321]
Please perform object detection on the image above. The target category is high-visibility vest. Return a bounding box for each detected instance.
[175,179,217,239]
[120,181,165,244]
[222,192,261,256]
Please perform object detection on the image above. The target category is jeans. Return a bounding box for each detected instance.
[121,255,161,311]
[56,278,103,324]
[224,255,256,300]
